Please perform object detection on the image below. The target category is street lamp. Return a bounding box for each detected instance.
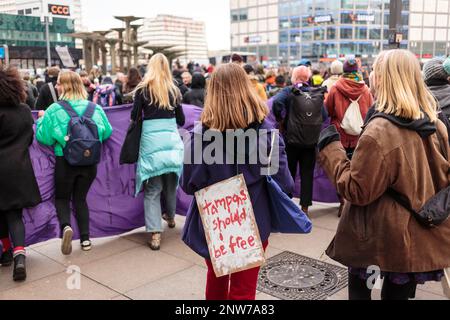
[40,0,53,67]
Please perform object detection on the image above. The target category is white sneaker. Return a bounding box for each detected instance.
[61,226,73,256]
[81,240,92,252]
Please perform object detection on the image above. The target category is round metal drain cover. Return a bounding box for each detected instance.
[258,252,348,300]
[267,264,325,288]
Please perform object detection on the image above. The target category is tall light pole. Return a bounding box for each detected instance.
[389,0,403,49]
[41,0,53,67]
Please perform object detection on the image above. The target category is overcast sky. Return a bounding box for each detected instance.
[80,0,231,51]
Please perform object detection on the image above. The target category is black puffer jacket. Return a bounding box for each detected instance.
[183,73,206,108]
[35,78,59,110]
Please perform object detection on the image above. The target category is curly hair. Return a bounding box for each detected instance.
[0,65,26,106]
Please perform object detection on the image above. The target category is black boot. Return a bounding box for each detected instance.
[13,254,26,282]
[0,249,13,267]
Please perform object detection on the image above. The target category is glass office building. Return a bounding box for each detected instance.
[0,13,82,69]
[230,0,450,66]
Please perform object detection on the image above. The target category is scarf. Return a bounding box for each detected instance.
[343,72,364,83]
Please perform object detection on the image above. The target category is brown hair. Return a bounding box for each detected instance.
[0,65,26,106]
[58,71,88,101]
[124,67,142,93]
[201,63,268,131]
[48,66,61,78]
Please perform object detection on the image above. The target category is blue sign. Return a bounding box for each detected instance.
[0,47,5,59]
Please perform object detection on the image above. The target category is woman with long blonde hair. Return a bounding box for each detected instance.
[132,53,185,251]
[318,49,450,300]
[36,71,112,255]
[181,63,294,300]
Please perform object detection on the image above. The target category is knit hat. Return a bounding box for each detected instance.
[343,58,359,73]
[330,60,344,75]
[298,59,312,67]
[423,58,448,83]
[443,56,450,76]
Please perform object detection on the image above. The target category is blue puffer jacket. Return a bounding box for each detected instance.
[135,118,184,195]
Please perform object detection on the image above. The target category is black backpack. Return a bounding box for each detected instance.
[59,101,102,167]
[286,86,326,147]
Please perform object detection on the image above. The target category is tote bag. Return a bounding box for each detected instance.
[266,132,312,234]
[341,96,364,136]
[120,102,143,164]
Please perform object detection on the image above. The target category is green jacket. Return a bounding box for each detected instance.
[36,99,113,157]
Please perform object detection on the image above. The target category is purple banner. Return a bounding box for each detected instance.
[24,104,337,246]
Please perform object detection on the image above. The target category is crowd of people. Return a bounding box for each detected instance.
[1,49,450,301]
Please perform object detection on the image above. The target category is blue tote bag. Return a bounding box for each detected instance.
[266,133,313,234]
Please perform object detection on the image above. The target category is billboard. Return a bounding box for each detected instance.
[48,4,71,16]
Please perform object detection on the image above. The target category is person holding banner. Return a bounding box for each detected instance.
[133,53,185,251]
[181,63,295,300]
[0,65,42,281]
[36,71,112,255]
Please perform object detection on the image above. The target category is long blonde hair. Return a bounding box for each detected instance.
[376,50,437,122]
[202,63,269,131]
[58,71,88,101]
[135,53,180,110]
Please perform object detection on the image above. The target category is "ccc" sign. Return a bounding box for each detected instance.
[48,4,70,16]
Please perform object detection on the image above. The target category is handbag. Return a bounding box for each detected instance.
[387,130,450,228]
[266,132,313,234]
[119,102,143,164]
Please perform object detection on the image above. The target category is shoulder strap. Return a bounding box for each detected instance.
[48,83,58,103]
[83,102,97,119]
[387,188,417,215]
[58,101,78,118]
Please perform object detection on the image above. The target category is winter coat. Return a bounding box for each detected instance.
[427,79,450,121]
[250,78,268,101]
[325,78,373,149]
[35,79,59,111]
[181,120,295,259]
[135,119,184,195]
[133,88,185,195]
[36,100,113,157]
[319,113,450,273]
[0,102,41,211]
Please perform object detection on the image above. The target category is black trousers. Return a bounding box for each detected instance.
[0,209,25,249]
[286,145,317,207]
[55,157,97,242]
[348,273,417,301]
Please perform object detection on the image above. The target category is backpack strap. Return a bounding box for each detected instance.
[58,101,79,118]
[49,83,58,103]
[83,102,97,119]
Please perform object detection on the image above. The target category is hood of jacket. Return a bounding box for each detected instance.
[335,78,369,101]
[367,110,437,138]
[428,83,450,111]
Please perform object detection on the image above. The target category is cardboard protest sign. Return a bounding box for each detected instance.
[195,174,266,277]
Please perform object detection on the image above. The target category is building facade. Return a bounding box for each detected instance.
[139,14,209,64]
[0,0,83,32]
[230,0,450,66]
[0,12,82,69]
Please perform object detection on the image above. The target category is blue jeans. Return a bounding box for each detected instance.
[144,173,178,233]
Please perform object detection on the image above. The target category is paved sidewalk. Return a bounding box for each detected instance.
[0,203,447,300]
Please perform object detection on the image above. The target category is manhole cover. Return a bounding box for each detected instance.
[258,251,348,300]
